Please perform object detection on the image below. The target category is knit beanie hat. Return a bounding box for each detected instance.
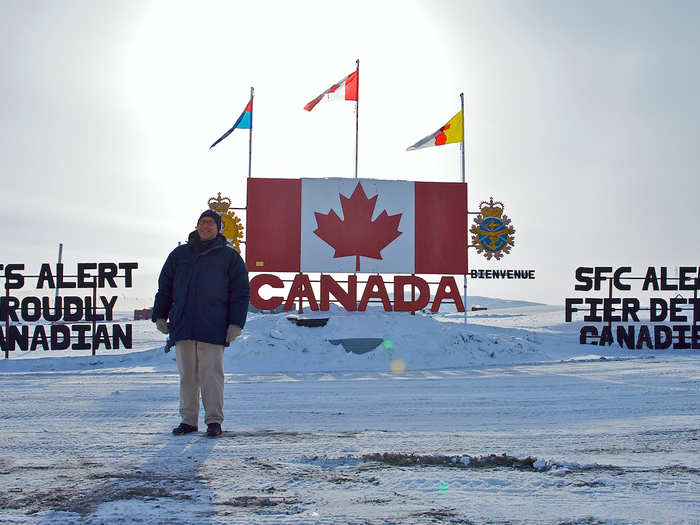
[198,209,222,231]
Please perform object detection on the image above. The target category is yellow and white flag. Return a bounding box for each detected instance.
[407,109,463,150]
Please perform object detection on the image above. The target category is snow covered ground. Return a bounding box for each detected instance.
[0,301,698,524]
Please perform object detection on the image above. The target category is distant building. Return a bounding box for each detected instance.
[134,308,153,320]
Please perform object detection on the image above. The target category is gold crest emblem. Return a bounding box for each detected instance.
[208,192,244,252]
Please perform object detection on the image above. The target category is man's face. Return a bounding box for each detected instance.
[196,216,219,241]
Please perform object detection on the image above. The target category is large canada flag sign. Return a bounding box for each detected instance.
[246,178,467,274]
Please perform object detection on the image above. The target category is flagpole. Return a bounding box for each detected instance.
[248,86,254,179]
[55,242,62,318]
[460,92,468,325]
[354,59,359,179]
[460,93,466,184]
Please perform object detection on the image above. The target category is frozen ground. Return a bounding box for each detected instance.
[0,303,698,524]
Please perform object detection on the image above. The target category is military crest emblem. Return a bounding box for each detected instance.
[208,192,244,252]
[470,197,515,260]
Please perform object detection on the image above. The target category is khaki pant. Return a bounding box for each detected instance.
[175,340,224,427]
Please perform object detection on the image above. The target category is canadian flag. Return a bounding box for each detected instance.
[304,70,359,111]
[246,178,467,274]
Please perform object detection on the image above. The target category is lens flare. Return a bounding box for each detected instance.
[390,359,405,374]
[383,339,394,349]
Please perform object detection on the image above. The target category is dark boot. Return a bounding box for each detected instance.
[206,422,222,437]
[172,423,198,435]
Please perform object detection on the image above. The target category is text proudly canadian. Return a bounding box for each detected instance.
[0,262,137,353]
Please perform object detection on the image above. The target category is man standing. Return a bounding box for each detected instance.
[152,210,249,437]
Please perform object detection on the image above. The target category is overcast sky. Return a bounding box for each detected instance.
[1,0,698,306]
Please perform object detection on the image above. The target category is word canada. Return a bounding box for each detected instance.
[251,273,464,312]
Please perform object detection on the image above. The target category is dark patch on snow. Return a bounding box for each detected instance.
[363,452,538,471]
[354,496,390,504]
[545,463,700,475]
[61,482,195,515]
[577,445,671,454]
[244,458,282,471]
[648,465,700,475]
[89,471,196,482]
[215,495,300,507]
[0,464,54,474]
[556,518,608,525]
[0,479,194,517]
[0,488,78,515]
[409,508,475,524]
[637,427,699,437]
[562,480,609,488]
[219,429,358,439]
[298,455,363,467]
[326,475,366,484]
[302,452,700,479]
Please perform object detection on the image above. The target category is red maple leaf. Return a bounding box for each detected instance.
[314,182,402,271]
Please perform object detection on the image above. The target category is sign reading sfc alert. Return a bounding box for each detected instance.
[469,269,536,279]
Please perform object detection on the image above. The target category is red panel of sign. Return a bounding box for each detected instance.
[246,178,301,272]
[414,181,467,274]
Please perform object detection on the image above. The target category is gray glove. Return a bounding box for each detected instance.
[156,318,169,335]
[226,324,242,343]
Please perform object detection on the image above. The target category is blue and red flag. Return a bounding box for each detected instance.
[210,98,253,149]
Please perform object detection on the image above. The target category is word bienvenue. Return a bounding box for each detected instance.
[469,269,535,279]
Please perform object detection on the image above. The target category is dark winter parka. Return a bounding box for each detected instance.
[152,232,250,346]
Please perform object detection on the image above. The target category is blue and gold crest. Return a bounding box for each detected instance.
[470,197,515,260]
